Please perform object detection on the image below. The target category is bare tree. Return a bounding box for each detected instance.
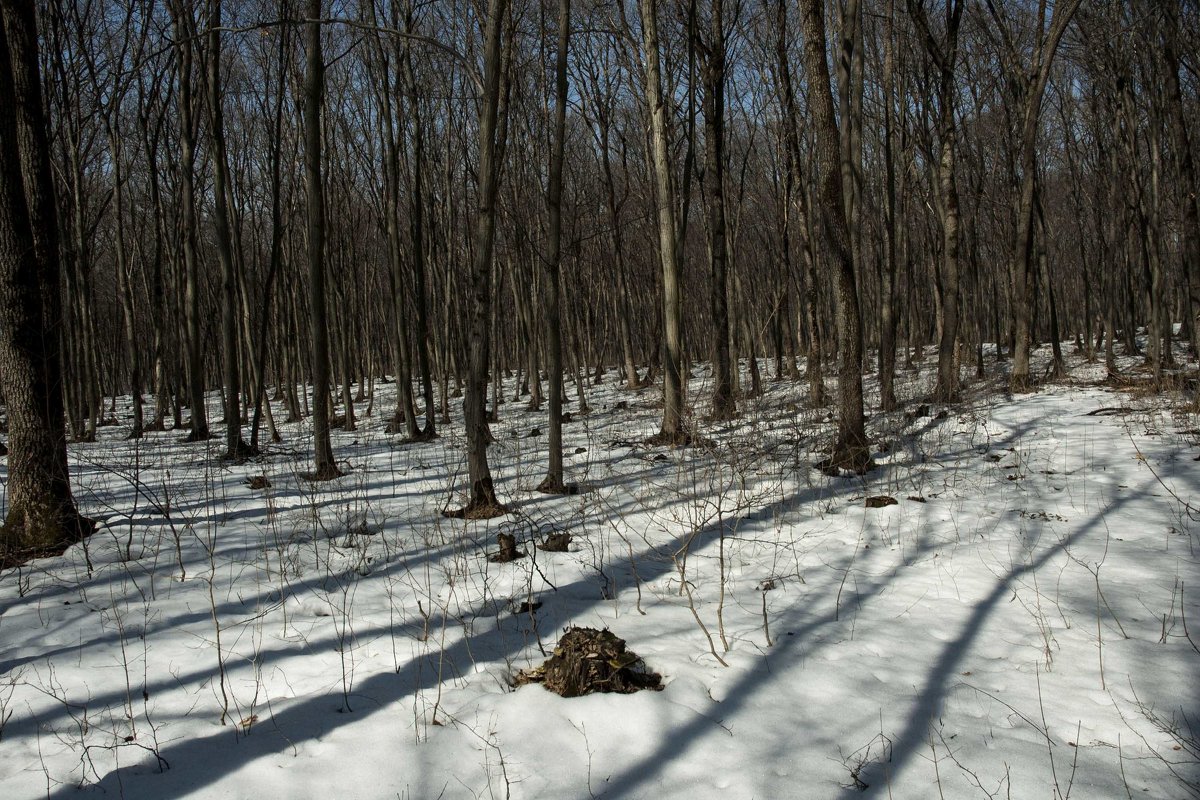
[1162,0,1200,361]
[449,0,508,517]
[908,0,965,402]
[167,0,211,441]
[207,0,255,460]
[799,0,871,473]
[983,0,1082,392]
[700,0,735,420]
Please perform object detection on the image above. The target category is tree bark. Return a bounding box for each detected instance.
[702,0,735,420]
[640,0,687,444]
[304,0,340,480]
[909,0,964,402]
[207,0,253,459]
[168,1,210,441]
[450,0,508,517]
[538,0,572,494]
[0,1,92,559]
[800,0,870,473]
[988,0,1083,392]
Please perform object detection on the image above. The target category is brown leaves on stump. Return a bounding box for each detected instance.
[514,627,662,698]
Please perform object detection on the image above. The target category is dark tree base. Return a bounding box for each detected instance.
[181,427,214,443]
[536,476,578,495]
[817,436,876,476]
[488,532,524,562]
[539,531,572,552]
[1,511,95,568]
[442,499,507,520]
[221,439,258,463]
[644,429,693,448]
[403,428,439,444]
[300,464,344,482]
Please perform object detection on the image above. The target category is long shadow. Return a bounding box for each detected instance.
[833,489,1133,798]
[575,407,1152,798]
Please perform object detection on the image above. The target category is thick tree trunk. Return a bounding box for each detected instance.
[169,3,210,441]
[0,2,92,558]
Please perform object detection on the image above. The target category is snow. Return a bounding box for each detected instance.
[2,350,1198,799]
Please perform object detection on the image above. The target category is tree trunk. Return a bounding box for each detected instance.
[0,1,92,558]
[304,0,339,480]
[702,0,735,420]
[450,0,508,517]
[639,0,688,445]
[910,0,965,402]
[169,2,210,441]
[800,0,870,473]
[538,0,572,494]
[1163,2,1200,362]
[207,0,253,459]
[994,0,1082,392]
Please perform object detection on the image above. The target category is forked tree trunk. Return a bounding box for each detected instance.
[992,0,1082,392]
[800,0,870,473]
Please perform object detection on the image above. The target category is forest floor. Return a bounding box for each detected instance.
[1,345,1199,799]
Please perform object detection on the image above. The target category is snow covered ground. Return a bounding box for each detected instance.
[2,349,1198,799]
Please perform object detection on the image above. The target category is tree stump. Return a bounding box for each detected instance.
[514,627,662,697]
[540,531,571,552]
[492,532,522,562]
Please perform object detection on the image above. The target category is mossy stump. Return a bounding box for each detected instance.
[514,627,662,698]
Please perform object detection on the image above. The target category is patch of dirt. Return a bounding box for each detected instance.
[864,495,898,508]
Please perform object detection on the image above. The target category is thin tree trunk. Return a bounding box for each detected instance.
[639,0,688,444]
[450,0,508,517]
[207,0,253,459]
[702,0,734,420]
[304,0,339,480]
[538,0,572,494]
